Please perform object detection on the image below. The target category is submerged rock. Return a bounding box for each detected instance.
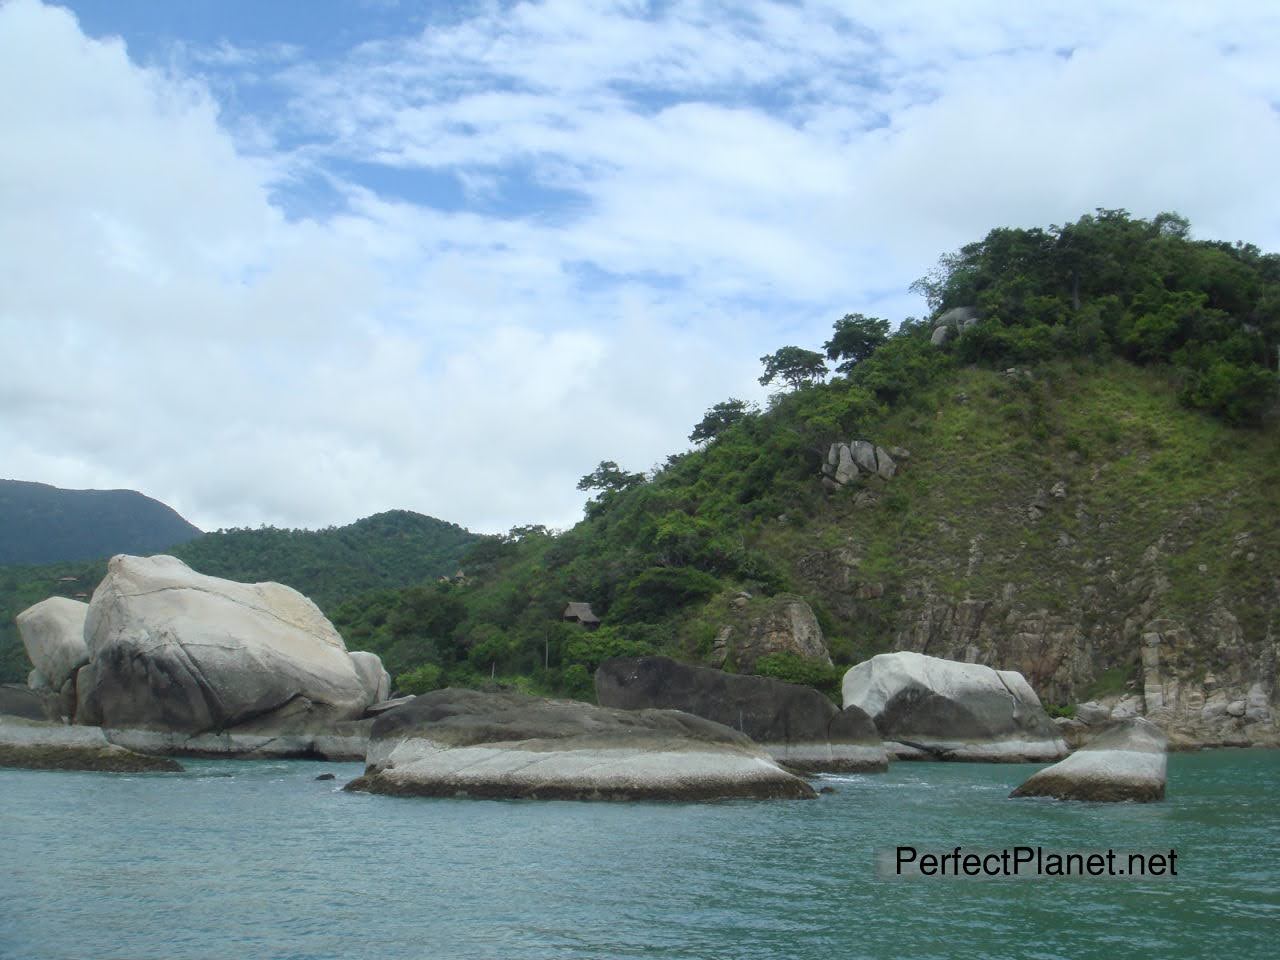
[1010,717,1167,802]
[842,651,1067,762]
[595,655,886,772]
[16,597,89,692]
[0,716,182,773]
[78,554,369,734]
[346,688,815,802]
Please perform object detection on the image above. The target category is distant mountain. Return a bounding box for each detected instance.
[0,479,203,565]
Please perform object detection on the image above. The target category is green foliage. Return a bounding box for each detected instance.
[753,652,844,701]
[824,313,890,373]
[689,398,755,444]
[608,566,722,623]
[397,663,444,695]
[564,625,660,672]
[576,461,645,494]
[758,346,828,390]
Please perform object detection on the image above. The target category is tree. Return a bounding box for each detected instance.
[576,461,644,494]
[758,346,827,390]
[688,398,754,443]
[823,313,890,373]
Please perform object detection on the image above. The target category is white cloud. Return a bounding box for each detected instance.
[2,0,1278,534]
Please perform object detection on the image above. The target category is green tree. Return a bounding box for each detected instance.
[689,398,754,444]
[823,313,890,373]
[576,461,645,494]
[758,346,827,390]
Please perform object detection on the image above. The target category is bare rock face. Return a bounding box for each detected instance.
[16,597,89,692]
[346,688,816,801]
[822,441,897,487]
[842,651,1067,761]
[732,595,832,673]
[78,554,369,734]
[595,656,886,772]
[1011,717,1167,802]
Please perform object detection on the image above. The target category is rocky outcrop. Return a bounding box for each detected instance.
[717,595,831,674]
[77,554,371,734]
[349,651,392,705]
[842,651,1067,761]
[822,441,899,488]
[1010,717,1166,802]
[0,716,182,773]
[930,306,979,346]
[16,597,89,692]
[0,683,61,722]
[346,688,816,801]
[595,656,887,772]
[100,718,371,761]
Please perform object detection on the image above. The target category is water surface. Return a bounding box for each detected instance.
[2,751,1277,959]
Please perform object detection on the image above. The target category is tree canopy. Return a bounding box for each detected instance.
[758,346,828,390]
[689,398,755,444]
[823,313,890,373]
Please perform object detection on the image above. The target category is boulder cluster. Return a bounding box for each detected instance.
[3,559,1168,803]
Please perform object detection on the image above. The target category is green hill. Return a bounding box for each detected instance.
[0,509,478,683]
[322,211,1279,746]
[0,479,202,565]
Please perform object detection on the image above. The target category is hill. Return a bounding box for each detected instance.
[322,210,1279,747]
[0,479,202,565]
[0,509,479,683]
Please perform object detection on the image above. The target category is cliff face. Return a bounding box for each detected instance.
[776,361,1278,748]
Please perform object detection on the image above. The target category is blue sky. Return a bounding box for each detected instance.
[3,0,1279,533]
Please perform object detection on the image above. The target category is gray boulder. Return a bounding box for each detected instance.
[930,325,953,346]
[346,688,816,801]
[732,595,831,672]
[0,683,61,722]
[78,554,369,734]
[842,651,1067,761]
[0,716,181,773]
[16,597,89,691]
[349,651,392,706]
[595,656,886,772]
[1010,718,1167,802]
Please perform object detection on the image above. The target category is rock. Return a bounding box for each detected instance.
[79,554,369,734]
[366,696,416,716]
[0,683,60,722]
[835,444,858,484]
[16,597,90,691]
[873,446,896,480]
[1010,718,1167,802]
[0,716,182,773]
[842,651,1067,762]
[595,656,887,772]
[27,669,48,691]
[850,440,878,475]
[709,626,732,668]
[936,306,978,328]
[887,446,911,461]
[1075,701,1112,725]
[734,595,831,672]
[1110,695,1142,720]
[315,773,336,781]
[349,651,391,707]
[99,716,372,761]
[930,325,952,346]
[345,688,815,802]
[1226,700,1246,718]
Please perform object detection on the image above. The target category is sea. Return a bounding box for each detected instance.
[2,750,1277,960]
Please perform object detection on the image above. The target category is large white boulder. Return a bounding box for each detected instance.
[78,554,369,734]
[16,597,89,691]
[842,651,1067,761]
[1011,717,1167,802]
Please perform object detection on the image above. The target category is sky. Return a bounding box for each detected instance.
[2,0,1278,534]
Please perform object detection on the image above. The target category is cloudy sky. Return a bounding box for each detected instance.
[2,0,1278,534]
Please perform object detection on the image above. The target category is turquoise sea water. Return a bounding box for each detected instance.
[2,750,1278,960]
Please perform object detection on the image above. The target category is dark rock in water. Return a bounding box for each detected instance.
[0,717,182,773]
[595,656,886,772]
[818,786,836,794]
[0,684,60,722]
[1010,718,1167,802]
[842,651,1067,762]
[345,687,815,802]
[315,773,336,781]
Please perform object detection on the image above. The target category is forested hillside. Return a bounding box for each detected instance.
[0,479,202,565]
[324,211,1278,735]
[0,509,478,682]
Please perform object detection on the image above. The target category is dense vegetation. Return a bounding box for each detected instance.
[329,211,1279,703]
[0,479,202,565]
[0,510,477,683]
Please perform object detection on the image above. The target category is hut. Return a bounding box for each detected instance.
[562,602,601,629]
